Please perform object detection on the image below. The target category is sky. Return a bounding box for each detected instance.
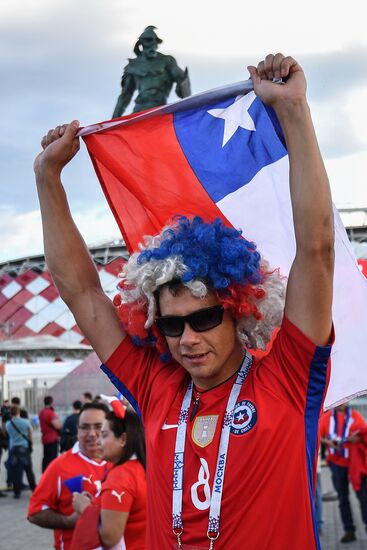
[1,0,367,262]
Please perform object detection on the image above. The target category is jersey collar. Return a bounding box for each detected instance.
[71,441,107,466]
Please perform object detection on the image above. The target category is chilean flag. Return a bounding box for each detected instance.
[80,81,367,409]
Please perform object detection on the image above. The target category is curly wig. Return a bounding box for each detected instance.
[113,216,285,354]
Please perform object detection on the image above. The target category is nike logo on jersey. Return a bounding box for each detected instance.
[161,422,179,430]
[111,490,125,503]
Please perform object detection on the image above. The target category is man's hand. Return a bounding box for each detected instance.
[247,53,306,107]
[72,492,92,516]
[347,433,362,444]
[34,121,80,178]
[323,438,340,450]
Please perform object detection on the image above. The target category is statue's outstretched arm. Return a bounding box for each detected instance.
[112,72,135,118]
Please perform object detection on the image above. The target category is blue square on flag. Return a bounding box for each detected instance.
[64,475,83,493]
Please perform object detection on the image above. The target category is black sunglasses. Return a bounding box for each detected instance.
[155,305,224,337]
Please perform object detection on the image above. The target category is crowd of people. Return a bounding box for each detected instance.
[1,51,367,548]
[0,393,147,549]
[0,396,36,499]
[2,391,367,547]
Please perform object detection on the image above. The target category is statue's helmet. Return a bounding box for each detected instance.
[134,26,163,56]
[138,25,163,44]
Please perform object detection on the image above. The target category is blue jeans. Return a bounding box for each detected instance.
[8,446,36,496]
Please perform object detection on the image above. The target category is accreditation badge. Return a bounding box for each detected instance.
[191,415,218,448]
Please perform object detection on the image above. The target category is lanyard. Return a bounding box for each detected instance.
[172,351,253,549]
[330,407,350,457]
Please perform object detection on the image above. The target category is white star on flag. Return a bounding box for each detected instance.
[208,92,256,147]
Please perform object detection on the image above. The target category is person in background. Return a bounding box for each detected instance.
[315,448,323,536]
[1,399,10,422]
[82,392,93,404]
[1,399,11,491]
[31,413,40,431]
[11,396,28,419]
[0,402,10,497]
[60,401,82,452]
[28,402,110,550]
[39,395,62,471]
[93,395,103,403]
[5,405,36,498]
[320,403,367,543]
[72,401,146,550]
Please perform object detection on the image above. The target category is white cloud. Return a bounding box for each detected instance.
[118,0,367,59]
[74,207,121,246]
[2,0,367,60]
[0,206,120,263]
[0,209,43,262]
[346,85,367,149]
[327,151,367,208]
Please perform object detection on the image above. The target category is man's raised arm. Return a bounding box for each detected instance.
[248,54,334,345]
[34,121,125,362]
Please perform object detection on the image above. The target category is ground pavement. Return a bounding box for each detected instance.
[0,430,52,548]
[1,433,367,549]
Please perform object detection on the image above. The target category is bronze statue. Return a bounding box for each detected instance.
[112,26,191,118]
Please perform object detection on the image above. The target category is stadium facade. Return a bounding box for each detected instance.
[0,240,127,410]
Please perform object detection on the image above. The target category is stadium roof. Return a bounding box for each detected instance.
[0,335,92,359]
[0,239,128,276]
[339,208,367,232]
[6,360,80,381]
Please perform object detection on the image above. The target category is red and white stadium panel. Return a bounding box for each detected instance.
[0,258,124,343]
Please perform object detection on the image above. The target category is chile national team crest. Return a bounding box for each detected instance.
[230,400,257,435]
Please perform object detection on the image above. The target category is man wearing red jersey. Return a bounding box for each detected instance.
[39,395,62,471]
[34,52,334,549]
[28,403,110,550]
[320,403,367,543]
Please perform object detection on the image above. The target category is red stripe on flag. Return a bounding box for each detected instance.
[357,259,367,277]
[83,114,231,252]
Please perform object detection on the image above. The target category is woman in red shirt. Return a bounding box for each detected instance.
[71,405,146,550]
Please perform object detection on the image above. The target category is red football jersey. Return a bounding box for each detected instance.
[39,407,59,444]
[28,443,109,550]
[95,460,146,549]
[319,408,366,467]
[102,316,333,550]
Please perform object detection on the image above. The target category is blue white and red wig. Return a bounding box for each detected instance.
[113,216,285,355]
